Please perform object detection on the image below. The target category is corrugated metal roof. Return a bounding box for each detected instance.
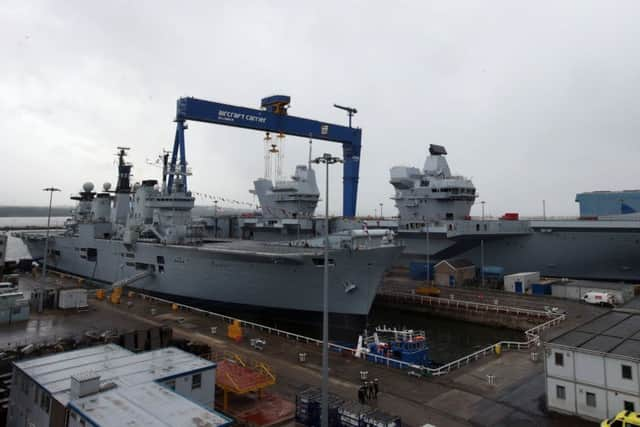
[70,382,231,427]
[575,312,629,334]
[550,311,640,360]
[15,345,215,405]
[608,339,640,359]
[551,331,594,348]
[580,335,624,353]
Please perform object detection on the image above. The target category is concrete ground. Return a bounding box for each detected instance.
[0,274,603,427]
[92,294,602,425]
[382,272,608,339]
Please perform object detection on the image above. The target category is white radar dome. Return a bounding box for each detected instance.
[82,182,95,192]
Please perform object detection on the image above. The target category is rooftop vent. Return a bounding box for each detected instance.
[70,372,101,400]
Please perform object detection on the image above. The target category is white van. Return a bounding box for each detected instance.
[582,291,616,306]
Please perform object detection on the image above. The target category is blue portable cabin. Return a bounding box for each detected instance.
[409,262,435,281]
[480,265,504,281]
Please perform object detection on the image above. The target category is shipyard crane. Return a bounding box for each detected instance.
[166,95,362,217]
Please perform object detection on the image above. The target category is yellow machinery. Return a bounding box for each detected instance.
[213,352,276,412]
[415,287,440,297]
[494,343,502,356]
[227,320,243,342]
[602,410,640,426]
[110,287,122,304]
[96,289,105,300]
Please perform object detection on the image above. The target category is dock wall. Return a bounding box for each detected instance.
[374,293,544,330]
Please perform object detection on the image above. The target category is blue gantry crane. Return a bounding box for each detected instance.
[166,95,362,217]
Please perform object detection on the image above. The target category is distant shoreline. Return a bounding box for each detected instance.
[0,206,73,217]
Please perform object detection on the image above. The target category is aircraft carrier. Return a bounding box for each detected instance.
[246,144,640,282]
[18,148,402,316]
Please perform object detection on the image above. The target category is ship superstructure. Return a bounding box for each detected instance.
[389,145,640,282]
[252,165,320,219]
[19,148,402,316]
[390,144,476,228]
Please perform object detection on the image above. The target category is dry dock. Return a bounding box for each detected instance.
[0,274,604,426]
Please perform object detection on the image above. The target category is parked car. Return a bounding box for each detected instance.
[601,409,640,426]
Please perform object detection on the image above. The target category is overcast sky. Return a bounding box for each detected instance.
[2,1,640,217]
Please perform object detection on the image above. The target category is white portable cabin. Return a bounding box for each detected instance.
[58,288,88,309]
[504,272,540,294]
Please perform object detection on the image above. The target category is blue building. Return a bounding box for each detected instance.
[575,190,640,217]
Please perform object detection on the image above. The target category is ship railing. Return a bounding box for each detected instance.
[137,292,564,377]
[377,290,554,319]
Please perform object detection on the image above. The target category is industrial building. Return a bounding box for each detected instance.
[7,344,231,427]
[576,190,640,217]
[503,272,540,294]
[545,310,640,422]
[434,259,475,287]
[551,280,637,305]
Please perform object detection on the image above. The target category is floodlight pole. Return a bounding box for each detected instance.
[481,201,486,287]
[42,187,61,282]
[313,153,342,427]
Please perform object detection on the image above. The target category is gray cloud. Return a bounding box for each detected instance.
[2,1,639,217]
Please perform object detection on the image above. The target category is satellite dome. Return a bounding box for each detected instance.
[103,182,112,191]
[82,182,95,192]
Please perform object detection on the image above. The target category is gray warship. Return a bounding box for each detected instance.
[246,144,640,281]
[19,148,402,316]
[391,145,640,281]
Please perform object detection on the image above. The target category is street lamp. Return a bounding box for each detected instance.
[312,153,342,427]
[481,201,486,288]
[42,187,61,282]
[213,200,219,238]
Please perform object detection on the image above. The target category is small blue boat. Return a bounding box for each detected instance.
[357,326,430,368]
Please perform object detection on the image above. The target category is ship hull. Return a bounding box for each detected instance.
[23,234,402,316]
[398,222,640,282]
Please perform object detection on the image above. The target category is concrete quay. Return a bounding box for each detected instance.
[0,274,604,426]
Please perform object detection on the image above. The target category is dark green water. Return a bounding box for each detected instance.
[367,305,524,363]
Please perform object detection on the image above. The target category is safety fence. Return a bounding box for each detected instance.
[377,290,554,319]
[136,291,565,377]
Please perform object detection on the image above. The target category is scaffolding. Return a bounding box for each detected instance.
[212,352,276,412]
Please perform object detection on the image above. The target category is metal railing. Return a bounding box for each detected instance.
[424,313,565,376]
[135,291,565,377]
[377,290,554,319]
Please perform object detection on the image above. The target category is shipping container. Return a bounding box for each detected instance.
[500,212,519,220]
[295,387,343,427]
[409,262,435,281]
[531,283,552,296]
[58,288,88,309]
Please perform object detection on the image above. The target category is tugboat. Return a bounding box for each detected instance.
[356,326,430,368]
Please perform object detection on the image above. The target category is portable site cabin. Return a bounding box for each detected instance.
[504,272,540,294]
